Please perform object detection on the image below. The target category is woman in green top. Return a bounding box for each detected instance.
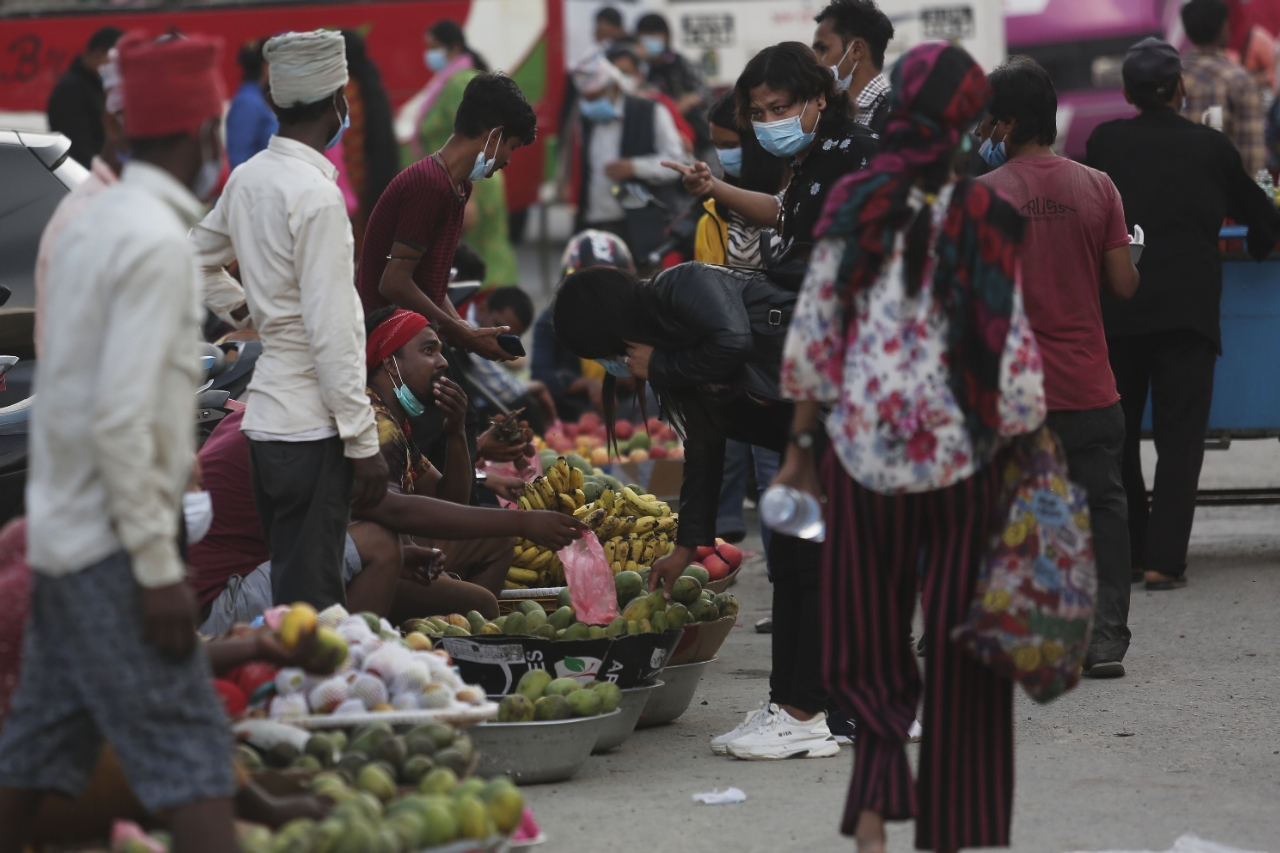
[411,20,520,289]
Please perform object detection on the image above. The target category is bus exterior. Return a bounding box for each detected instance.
[564,0,1005,87]
[0,0,565,212]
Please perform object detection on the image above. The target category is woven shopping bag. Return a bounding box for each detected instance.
[951,427,1098,703]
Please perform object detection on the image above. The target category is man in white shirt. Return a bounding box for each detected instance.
[571,53,686,264]
[0,36,240,853]
[191,30,387,612]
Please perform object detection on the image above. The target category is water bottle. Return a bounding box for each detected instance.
[759,485,826,542]
[1255,169,1277,206]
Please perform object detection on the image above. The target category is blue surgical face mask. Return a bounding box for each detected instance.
[469,128,501,180]
[579,95,619,123]
[595,357,632,378]
[717,146,743,177]
[978,135,1007,168]
[752,100,815,159]
[827,40,856,91]
[425,47,449,72]
[391,356,426,417]
[640,36,666,58]
[326,101,350,150]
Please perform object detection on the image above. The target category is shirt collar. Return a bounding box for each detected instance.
[855,74,890,118]
[267,135,339,182]
[119,160,206,227]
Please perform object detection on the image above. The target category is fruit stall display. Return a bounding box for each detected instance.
[495,674,620,722]
[535,413,684,466]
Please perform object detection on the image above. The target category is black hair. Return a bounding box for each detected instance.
[709,92,785,194]
[365,304,399,338]
[1129,77,1181,111]
[815,0,895,69]
[486,287,535,329]
[709,90,736,130]
[429,19,489,73]
[87,27,122,54]
[734,42,853,138]
[596,7,624,28]
[452,242,487,282]
[342,29,400,213]
[272,87,342,124]
[455,72,538,144]
[988,57,1058,146]
[635,13,670,36]
[238,39,267,84]
[605,38,644,66]
[1182,0,1229,47]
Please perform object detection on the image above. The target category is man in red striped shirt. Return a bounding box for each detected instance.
[356,72,536,363]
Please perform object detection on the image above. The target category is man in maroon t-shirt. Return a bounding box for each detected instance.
[979,58,1141,679]
[356,72,537,364]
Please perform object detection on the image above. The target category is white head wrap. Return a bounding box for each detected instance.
[264,30,348,108]
[100,47,124,115]
[572,52,624,96]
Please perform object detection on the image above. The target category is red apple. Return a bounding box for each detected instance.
[714,541,743,571]
[649,445,668,460]
[615,420,634,440]
[550,436,575,452]
[702,553,732,581]
[563,423,579,439]
[579,412,601,432]
[694,545,716,562]
[646,417,664,435]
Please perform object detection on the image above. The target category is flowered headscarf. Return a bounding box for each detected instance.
[814,41,1025,461]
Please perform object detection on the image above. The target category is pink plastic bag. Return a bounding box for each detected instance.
[559,534,618,625]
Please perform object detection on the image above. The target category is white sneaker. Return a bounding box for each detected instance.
[908,719,923,743]
[726,708,842,760]
[711,702,775,755]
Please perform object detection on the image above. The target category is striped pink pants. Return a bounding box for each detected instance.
[821,449,1014,852]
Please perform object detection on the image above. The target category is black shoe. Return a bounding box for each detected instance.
[827,708,856,744]
[755,616,772,633]
[1145,575,1188,591]
[1083,660,1125,678]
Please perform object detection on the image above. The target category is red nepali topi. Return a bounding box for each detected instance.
[119,34,225,139]
[366,309,430,369]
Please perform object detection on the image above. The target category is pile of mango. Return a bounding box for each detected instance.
[496,670,621,722]
[611,566,738,633]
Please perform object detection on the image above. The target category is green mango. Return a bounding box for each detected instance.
[671,575,703,605]
[637,618,653,634]
[291,755,322,771]
[481,778,525,834]
[539,449,558,470]
[613,570,643,607]
[373,736,407,770]
[399,755,434,786]
[420,801,458,846]
[406,736,437,758]
[645,589,668,614]
[524,608,548,630]
[454,795,489,840]
[531,623,557,640]
[562,621,591,641]
[418,767,458,796]
[265,741,300,768]
[567,687,603,717]
[329,819,375,853]
[544,677,582,697]
[385,813,425,851]
[516,669,552,701]
[581,480,604,503]
[355,764,396,803]
[235,743,264,772]
[518,599,544,616]
[498,693,535,722]
[547,605,576,631]
[357,611,382,634]
[620,596,652,622]
[407,721,454,749]
[533,694,571,720]
[682,564,711,585]
[556,586,573,609]
[689,598,720,622]
[604,616,629,637]
[665,603,690,629]
[453,778,486,801]
[492,615,507,631]
[700,589,714,601]
[650,610,669,632]
[596,473,623,491]
[442,624,470,637]
[627,620,639,635]
[433,747,468,776]
[588,625,607,639]
[502,612,528,635]
[714,592,739,617]
[590,681,622,713]
[335,750,368,783]
[465,610,487,635]
[452,733,474,764]
[304,733,335,768]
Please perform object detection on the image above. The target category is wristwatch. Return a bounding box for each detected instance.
[789,429,819,450]
[474,471,489,484]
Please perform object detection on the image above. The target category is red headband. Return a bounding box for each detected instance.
[367,310,430,369]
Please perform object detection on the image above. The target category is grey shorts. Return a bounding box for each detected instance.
[199,533,361,637]
[0,551,236,812]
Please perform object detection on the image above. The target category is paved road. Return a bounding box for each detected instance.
[520,441,1280,853]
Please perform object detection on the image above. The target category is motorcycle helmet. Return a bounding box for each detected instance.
[560,229,636,278]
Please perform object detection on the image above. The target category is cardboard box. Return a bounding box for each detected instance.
[606,459,684,503]
[668,615,736,666]
[704,565,741,594]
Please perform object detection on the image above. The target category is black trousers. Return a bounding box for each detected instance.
[1047,403,1131,664]
[1108,330,1217,579]
[248,437,353,610]
[767,531,828,716]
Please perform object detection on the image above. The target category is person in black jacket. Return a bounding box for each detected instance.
[1086,37,1280,591]
[553,261,844,760]
[46,27,122,168]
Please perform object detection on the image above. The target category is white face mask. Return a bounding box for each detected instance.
[190,121,223,203]
[183,490,214,545]
[827,40,857,91]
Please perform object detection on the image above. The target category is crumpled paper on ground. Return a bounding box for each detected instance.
[692,787,747,805]
[1067,833,1267,853]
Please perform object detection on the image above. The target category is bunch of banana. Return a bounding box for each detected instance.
[515,457,586,515]
[507,541,566,589]
[620,486,671,518]
[604,530,677,574]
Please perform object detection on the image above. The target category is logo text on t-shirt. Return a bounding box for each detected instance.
[1020,197,1077,220]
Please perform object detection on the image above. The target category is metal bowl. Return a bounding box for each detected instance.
[592,681,662,753]
[469,710,619,785]
[636,658,716,728]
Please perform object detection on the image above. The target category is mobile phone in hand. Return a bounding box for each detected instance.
[497,334,525,357]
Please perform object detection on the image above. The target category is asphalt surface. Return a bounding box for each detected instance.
[517,447,1279,852]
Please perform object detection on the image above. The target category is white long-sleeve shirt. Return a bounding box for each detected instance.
[584,96,686,224]
[191,136,378,459]
[28,162,205,587]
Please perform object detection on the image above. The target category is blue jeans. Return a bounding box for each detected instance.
[717,441,781,577]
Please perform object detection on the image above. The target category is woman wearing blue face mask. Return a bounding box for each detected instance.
[665,42,879,267]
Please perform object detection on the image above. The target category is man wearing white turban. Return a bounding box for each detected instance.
[191,29,388,613]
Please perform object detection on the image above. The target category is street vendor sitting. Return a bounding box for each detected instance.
[191,309,585,634]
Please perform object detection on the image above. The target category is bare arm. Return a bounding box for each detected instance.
[1101,245,1139,299]
[354,491,586,549]
[663,160,780,228]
